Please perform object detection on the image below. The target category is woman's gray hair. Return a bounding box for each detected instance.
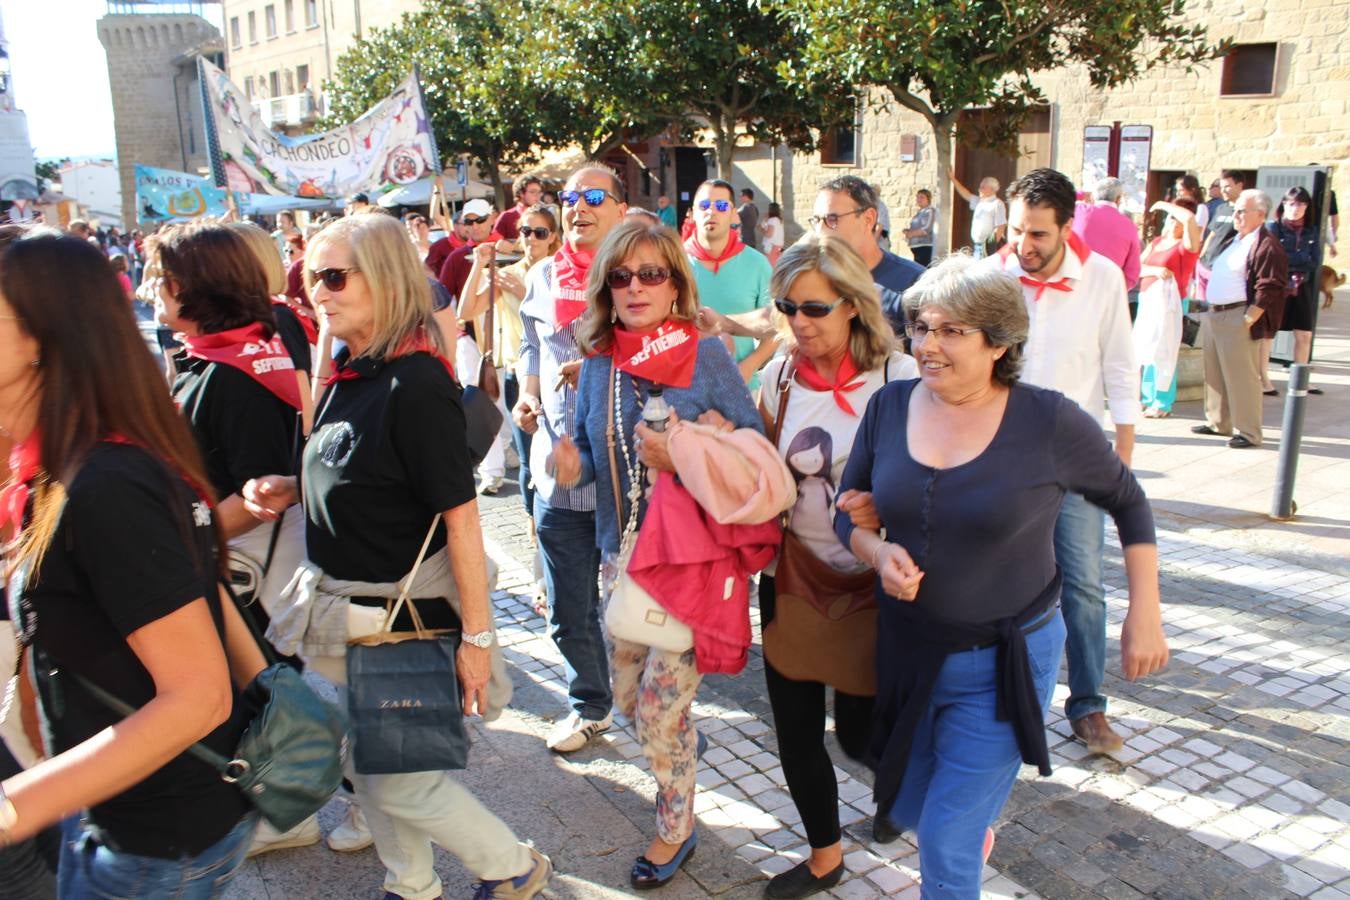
[902,254,1029,387]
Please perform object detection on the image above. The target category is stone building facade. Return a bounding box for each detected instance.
[97,12,224,228]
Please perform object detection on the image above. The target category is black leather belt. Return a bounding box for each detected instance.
[1200,301,1246,313]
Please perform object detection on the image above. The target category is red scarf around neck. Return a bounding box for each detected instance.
[324,328,455,386]
[552,242,594,329]
[998,231,1093,300]
[684,229,745,275]
[182,322,303,410]
[794,350,866,416]
[606,319,700,388]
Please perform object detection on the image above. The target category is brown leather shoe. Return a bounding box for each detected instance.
[1070,712,1125,754]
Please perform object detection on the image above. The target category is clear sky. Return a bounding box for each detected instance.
[1,0,221,161]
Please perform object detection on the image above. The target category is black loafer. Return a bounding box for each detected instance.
[1191,424,1224,436]
[765,860,844,899]
[630,832,697,890]
[1227,435,1256,449]
[872,814,902,844]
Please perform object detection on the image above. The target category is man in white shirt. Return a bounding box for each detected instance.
[986,168,1141,756]
[952,168,1007,258]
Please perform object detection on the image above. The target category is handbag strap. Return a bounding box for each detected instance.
[769,352,796,451]
[604,360,624,528]
[382,516,441,638]
[481,245,496,357]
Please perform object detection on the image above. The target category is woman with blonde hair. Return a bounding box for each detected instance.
[756,234,917,897]
[550,220,764,889]
[242,213,551,900]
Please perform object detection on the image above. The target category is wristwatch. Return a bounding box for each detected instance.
[462,630,495,649]
[0,783,18,844]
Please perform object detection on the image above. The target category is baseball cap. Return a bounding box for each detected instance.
[461,198,493,219]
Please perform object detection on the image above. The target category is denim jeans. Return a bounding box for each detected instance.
[888,612,1066,900]
[504,371,534,516]
[533,495,612,720]
[57,812,258,900]
[1053,492,1107,721]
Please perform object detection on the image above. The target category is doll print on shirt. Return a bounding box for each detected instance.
[784,426,856,570]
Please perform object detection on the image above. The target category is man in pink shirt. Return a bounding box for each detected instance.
[1073,178,1142,290]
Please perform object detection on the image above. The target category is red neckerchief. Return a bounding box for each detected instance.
[998,231,1093,300]
[0,434,41,531]
[684,229,745,275]
[794,350,866,416]
[552,242,594,329]
[273,297,318,345]
[323,329,455,386]
[182,322,303,411]
[605,319,700,389]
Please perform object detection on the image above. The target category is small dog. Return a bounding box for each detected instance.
[1323,265,1346,309]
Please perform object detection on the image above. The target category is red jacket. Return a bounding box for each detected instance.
[628,473,780,674]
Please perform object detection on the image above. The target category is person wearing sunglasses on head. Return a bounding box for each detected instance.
[812,176,925,338]
[514,166,627,755]
[549,219,765,890]
[684,179,777,386]
[756,234,917,898]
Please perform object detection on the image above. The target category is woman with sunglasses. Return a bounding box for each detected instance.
[834,256,1165,899]
[754,235,916,898]
[549,220,762,890]
[0,235,265,897]
[242,213,552,900]
[1270,186,1323,394]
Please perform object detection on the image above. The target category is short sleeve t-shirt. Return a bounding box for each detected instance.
[688,247,772,383]
[9,444,250,858]
[173,357,297,500]
[273,304,315,373]
[969,196,1007,243]
[303,352,477,587]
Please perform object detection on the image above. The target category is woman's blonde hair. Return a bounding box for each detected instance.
[228,221,287,295]
[575,220,699,356]
[769,234,894,371]
[305,214,445,360]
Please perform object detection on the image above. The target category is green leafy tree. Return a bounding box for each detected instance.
[775,0,1227,248]
[34,159,60,193]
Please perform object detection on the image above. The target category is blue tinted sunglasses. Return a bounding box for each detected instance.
[559,188,621,208]
[698,198,732,213]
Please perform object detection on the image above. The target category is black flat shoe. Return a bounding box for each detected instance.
[1228,435,1256,449]
[764,860,844,899]
[630,832,697,890]
[1263,388,1278,396]
[872,814,902,844]
[1190,424,1224,436]
[1308,387,1324,395]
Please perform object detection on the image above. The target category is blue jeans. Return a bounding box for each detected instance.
[58,812,258,899]
[533,496,612,720]
[888,612,1066,900]
[1053,492,1107,721]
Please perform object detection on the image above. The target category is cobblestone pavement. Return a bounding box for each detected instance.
[235,483,1350,899]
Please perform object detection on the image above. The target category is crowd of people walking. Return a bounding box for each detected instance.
[3,152,1331,899]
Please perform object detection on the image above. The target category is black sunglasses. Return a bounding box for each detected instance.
[560,188,621,208]
[461,215,490,226]
[697,198,733,213]
[774,297,843,318]
[520,226,552,240]
[605,266,671,290]
[310,267,360,291]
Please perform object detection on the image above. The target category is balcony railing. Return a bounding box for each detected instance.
[250,90,319,128]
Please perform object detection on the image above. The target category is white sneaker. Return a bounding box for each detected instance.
[479,474,505,495]
[546,711,613,754]
[326,801,374,852]
[247,814,321,857]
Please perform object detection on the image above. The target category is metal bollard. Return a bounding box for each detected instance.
[1270,363,1311,520]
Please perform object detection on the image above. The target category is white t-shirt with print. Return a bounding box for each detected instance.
[761,350,919,575]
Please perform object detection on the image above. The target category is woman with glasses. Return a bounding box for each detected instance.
[549,220,762,890]
[834,256,1166,899]
[242,214,552,900]
[755,235,916,898]
[1270,186,1323,395]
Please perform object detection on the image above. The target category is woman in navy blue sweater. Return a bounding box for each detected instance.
[834,255,1168,899]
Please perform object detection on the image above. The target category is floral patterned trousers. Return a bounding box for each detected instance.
[611,637,703,844]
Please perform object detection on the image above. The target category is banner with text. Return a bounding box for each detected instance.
[134,165,236,222]
[199,59,439,199]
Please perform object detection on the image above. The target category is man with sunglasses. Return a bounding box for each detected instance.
[812,176,925,336]
[684,179,775,385]
[516,165,627,754]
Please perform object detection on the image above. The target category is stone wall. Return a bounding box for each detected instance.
[98,14,221,228]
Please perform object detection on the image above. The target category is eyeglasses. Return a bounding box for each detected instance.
[905,322,983,342]
[605,266,671,289]
[774,298,843,318]
[697,198,732,213]
[310,267,360,291]
[461,216,490,226]
[520,226,552,240]
[559,188,621,208]
[808,208,867,230]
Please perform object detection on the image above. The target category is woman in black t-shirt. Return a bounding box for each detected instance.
[244,214,552,899]
[0,235,265,896]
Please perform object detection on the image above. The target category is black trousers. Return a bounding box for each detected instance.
[760,574,875,849]
[912,246,933,267]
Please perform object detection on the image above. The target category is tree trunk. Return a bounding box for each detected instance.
[484,147,508,209]
[713,110,737,181]
[931,115,957,255]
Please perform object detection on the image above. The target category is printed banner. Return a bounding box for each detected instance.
[134,165,236,222]
[199,59,440,199]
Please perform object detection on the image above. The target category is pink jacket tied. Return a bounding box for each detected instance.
[628,423,795,674]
